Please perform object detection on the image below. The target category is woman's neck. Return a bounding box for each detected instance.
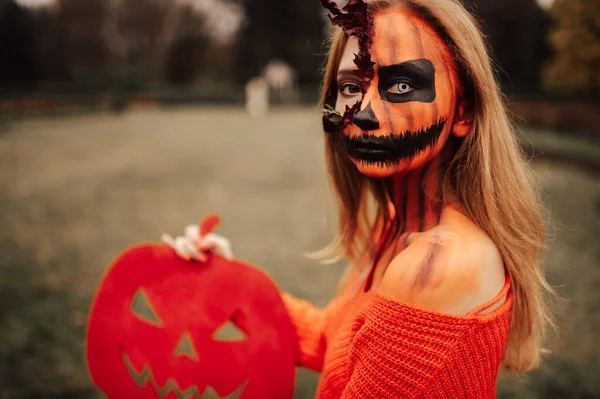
[386,140,458,235]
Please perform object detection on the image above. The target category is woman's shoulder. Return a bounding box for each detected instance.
[377,206,506,316]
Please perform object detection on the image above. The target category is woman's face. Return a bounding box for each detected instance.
[335,9,462,177]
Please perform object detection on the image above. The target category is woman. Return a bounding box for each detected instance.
[165,0,554,397]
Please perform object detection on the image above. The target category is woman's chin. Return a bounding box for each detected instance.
[352,159,407,178]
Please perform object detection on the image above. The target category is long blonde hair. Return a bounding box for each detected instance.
[317,0,554,373]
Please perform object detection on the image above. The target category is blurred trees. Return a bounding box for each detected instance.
[0,0,214,93]
[544,0,600,95]
[162,5,211,86]
[467,0,550,95]
[0,0,41,92]
[2,0,598,100]
[234,0,324,87]
[106,0,211,85]
[105,0,172,80]
[45,0,110,88]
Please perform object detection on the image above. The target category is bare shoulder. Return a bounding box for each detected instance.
[377,207,506,316]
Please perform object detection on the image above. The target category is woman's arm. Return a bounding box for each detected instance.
[281,293,345,372]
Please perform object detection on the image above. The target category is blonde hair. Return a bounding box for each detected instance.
[317,0,554,373]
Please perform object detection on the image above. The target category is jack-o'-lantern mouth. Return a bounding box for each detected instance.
[344,117,447,164]
[121,352,247,399]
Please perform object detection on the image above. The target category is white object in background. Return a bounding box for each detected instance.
[245,77,269,118]
[263,60,297,105]
[14,0,55,8]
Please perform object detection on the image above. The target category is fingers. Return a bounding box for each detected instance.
[161,227,234,262]
[161,233,207,262]
[161,233,176,248]
[178,236,207,262]
[184,224,200,242]
[202,233,234,260]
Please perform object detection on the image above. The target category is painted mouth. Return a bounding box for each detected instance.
[122,352,247,399]
[344,117,447,164]
[350,142,395,159]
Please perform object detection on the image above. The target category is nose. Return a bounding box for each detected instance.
[353,102,380,130]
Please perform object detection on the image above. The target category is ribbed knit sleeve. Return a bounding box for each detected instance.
[338,292,511,399]
[281,293,344,372]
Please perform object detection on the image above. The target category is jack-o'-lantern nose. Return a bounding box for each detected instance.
[353,102,380,130]
[174,332,199,361]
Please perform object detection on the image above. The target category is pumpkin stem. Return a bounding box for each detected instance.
[199,214,221,237]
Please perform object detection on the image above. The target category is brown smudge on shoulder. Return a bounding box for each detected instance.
[413,238,442,291]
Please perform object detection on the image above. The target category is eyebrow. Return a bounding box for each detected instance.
[336,69,360,80]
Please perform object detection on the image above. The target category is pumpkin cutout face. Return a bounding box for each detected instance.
[86,244,295,399]
[336,9,463,177]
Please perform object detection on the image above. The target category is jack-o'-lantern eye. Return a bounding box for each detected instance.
[212,312,247,342]
[388,82,413,95]
[130,288,163,327]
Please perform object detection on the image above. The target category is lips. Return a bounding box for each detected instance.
[345,137,398,162]
[121,352,247,399]
[344,118,447,164]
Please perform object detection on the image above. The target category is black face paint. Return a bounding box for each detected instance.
[344,117,446,164]
[353,102,380,130]
[378,59,436,103]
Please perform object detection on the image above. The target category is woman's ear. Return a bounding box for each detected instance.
[451,101,473,138]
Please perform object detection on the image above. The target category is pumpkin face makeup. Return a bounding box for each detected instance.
[335,10,463,177]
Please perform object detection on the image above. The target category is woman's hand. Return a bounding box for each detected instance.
[161,215,234,262]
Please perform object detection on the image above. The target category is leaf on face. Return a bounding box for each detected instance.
[321,0,375,130]
[322,106,344,133]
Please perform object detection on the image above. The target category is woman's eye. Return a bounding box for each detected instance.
[388,82,413,94]
[340,83,361,96]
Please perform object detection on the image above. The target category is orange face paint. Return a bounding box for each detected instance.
[335,10,461,178]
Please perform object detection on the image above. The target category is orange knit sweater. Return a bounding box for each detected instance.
[282,271,512,398]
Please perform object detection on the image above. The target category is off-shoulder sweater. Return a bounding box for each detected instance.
[282,267,512,399]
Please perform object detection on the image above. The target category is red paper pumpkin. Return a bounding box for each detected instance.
[86,244,296,399]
